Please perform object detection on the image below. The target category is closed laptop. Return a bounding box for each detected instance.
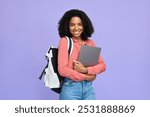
[78,45,101,67]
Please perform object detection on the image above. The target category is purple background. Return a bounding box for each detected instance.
[0,0,150,100]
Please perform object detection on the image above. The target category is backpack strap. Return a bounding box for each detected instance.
[65,36,73,57]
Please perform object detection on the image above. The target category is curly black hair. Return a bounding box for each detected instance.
[58,9,94,41]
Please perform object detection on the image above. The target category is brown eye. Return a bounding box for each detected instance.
[70,24,74,27]
[78,23,83,26]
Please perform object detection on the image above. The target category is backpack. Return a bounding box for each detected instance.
[39,36,73,94]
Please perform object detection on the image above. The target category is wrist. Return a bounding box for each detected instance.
[84,74,89,80]
[83,67,88,74]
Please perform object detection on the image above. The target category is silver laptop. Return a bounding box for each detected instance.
[78,45,101,67]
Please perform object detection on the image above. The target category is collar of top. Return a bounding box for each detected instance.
[72,37,88,45]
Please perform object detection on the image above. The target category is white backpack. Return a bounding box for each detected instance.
[39,36,73,93]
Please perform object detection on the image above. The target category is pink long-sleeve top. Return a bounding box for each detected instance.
[58,37,106,81]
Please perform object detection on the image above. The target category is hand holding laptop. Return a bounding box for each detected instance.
[73,60,88,73]
[73,60,96,81]
[73,45,101,74]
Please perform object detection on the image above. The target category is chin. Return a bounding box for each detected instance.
[73,34,81,38]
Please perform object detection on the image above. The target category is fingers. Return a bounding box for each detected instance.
[73,60,81,64]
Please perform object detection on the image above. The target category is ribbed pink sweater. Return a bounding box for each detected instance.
[58,37,106,81]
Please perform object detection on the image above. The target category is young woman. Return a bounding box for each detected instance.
[57,9,106,100]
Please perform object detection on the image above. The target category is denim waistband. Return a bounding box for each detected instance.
[64,78,91,84]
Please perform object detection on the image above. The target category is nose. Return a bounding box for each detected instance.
[74,25,79,30]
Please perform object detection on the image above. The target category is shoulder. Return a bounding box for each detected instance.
[58,37,69,49]
[59,37,68,44]
[59,36,67,41]
[86,38,96,46]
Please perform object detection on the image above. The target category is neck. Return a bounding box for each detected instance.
[76,38,83,44]
[73,36,82,41]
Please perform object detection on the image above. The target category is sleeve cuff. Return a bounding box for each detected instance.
[87,67,94,74]
[79,73,86,81]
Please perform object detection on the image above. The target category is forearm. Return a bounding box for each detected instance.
[73,57,106,75]
[58,66,86,81]
[87,56,106,74]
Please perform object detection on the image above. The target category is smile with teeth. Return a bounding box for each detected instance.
[73,31,81,35]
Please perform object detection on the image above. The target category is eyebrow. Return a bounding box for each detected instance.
[69,22,82,24]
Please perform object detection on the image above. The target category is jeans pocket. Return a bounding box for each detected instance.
[87,81,92,86]
[63,80,74,87]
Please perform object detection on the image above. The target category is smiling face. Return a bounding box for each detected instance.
[69,16,83,39]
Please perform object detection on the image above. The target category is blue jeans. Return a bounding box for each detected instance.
[59,78,96,100]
